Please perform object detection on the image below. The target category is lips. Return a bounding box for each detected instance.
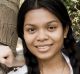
[35,44,52,52]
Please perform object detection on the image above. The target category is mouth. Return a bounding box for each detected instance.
[35,44,53,52]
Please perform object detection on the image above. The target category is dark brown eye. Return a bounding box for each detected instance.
[48,26,56,32]
[27,28,36,34]
[4,56,8,59]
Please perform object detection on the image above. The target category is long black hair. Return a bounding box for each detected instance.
[17,0,79,74]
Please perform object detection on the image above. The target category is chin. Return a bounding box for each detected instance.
[36,53,54,60]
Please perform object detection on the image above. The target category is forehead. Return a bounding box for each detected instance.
[24,8,60,24]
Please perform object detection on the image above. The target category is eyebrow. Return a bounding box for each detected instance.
[24,24,35,27]
[24,20,58,27]
[47,20,57,24]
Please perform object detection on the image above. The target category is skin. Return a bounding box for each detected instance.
[23,8,69,74]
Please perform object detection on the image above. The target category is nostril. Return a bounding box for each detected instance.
[37,36,48,42]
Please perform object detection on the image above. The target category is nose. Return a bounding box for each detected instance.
[36,29,48,42]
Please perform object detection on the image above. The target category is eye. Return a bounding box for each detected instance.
[28,28,36,34]
[25,27,36,34]
[48,25,57,32]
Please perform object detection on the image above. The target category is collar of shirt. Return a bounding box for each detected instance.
[62,53,73,74]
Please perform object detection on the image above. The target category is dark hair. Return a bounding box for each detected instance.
[17,0,79,74]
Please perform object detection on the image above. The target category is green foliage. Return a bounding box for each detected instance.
[62,0,80,42]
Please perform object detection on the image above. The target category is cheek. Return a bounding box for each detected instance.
[50,31,64,52]
[50,29,64,45]
[23,33,37,55]
[23,32,36,45]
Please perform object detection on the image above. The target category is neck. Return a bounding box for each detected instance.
[38,52,66,74]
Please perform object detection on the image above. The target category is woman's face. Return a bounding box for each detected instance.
[23,8,68,60]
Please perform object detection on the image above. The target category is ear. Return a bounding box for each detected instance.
[64,26,69,38]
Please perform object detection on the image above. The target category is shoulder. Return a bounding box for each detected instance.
[63,52,80,74]
[70,57,80,74]
[62,48,80,74]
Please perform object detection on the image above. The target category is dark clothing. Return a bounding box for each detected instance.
[62,48,80,74]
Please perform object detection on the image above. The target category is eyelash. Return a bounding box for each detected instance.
[47,26,56,32]
[25,24,57,34]
[26,28,36,34]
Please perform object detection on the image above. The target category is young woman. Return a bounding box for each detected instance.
[17,0,80,74]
